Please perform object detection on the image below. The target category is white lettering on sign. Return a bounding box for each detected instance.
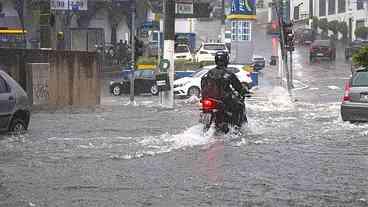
[51,0,88,11]
[157,80,166,86]
[176,3,194,14]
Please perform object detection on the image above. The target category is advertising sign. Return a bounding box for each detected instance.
[51,0,88,11]
[176,0,193,15]
[225,0,256,20]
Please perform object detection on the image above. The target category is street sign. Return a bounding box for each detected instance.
[51,0,87,11]
[176,0,193,15]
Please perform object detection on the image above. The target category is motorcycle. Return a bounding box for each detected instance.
[199,92,248,134]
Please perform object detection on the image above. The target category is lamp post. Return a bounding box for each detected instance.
[129,0,136,104]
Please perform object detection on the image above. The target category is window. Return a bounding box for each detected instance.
[231,21,251,41]
[319,0,326,16]
[352,71,368,86]
[175,45,189,53]
[338,0,346,13]
[192,69,209,78]
[356,20,365,28]
[357,0,364,10]
[140,70,154,78]
[203,44,226,50]
[328,0,336,15]
[0,75,9,93]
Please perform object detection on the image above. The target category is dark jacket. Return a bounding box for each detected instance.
[201,66,245,99]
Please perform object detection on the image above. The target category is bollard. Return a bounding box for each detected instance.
[251,72,258,87]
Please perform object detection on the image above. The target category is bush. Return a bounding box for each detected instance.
[319,19,329,39]
[355,27,368,39]
[352,46,368,68]
[175,60,214,71]
[136,56,158,65]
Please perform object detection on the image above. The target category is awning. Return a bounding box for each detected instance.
[0,29,27,34]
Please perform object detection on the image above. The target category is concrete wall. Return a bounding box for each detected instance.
[0,48,100,107]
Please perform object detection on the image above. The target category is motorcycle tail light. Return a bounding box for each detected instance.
[201,99,216,110]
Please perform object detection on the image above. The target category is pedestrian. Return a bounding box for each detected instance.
[117,40,128,65]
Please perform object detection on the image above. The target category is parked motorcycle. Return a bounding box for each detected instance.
[199,92,248,134]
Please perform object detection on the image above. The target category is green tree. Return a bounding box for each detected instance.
[328,20,339,36]
[352,46,368,68]
[355,27,368,39]
[318,18,329,39]
[338,21,348,41]
[311,16,319,32]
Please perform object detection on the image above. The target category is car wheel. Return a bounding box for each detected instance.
[112,84,122,96]
[9,118,27,132]
[150,85,159,96]
[188,86,200,97]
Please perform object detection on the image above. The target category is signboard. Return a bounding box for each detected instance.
[51,0,87,11]
[225,0,256,20]
[176,0,193,15]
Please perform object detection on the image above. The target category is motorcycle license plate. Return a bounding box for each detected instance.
[200,113,212,124]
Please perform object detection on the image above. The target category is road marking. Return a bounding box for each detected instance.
[328,85,340,90]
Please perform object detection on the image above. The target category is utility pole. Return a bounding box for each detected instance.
[289,49,294,88]
[274,0,292,93]
[163,0,175,108]
[130,0,136,104]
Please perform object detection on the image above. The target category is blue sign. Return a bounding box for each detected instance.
[229,0,256,15]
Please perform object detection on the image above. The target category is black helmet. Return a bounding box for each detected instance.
[215,51,229,68]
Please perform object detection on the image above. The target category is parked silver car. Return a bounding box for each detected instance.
[341,68,368,122]
[0,70,31,132]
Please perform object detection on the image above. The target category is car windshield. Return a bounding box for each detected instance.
[352,71,368,87]
[140,70,154,78]
[175,45,189,53]
[192,69,208,77]
[203,44,226,51]
[254,58,264,61]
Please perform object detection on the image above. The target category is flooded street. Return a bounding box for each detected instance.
[2,77,368,206]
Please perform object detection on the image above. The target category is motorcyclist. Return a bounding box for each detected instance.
[201,51,248,131]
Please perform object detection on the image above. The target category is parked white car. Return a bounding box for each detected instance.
[175,44,193,61]
[174,65,252,97]
[195,43,229,63]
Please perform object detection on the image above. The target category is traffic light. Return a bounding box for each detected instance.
[283,22,294,51]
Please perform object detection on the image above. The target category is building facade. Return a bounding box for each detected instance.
[291,0,368,40]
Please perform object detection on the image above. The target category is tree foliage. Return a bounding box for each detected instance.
[328,20,339,36]
[311,16,319,32]
[352,46,368,68]
[355,27,368,39]
[338,21,348,40]
[318,18,328,32]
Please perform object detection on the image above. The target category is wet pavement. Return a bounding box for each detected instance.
[1,11,368,207]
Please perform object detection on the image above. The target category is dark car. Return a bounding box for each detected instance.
[0,70,31,132]
[110,70,158,96]
[309,40,336,62]
[345,40,368,61]
[252,56,266,71]
[301,29,315,45]
[341,68,368,122]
